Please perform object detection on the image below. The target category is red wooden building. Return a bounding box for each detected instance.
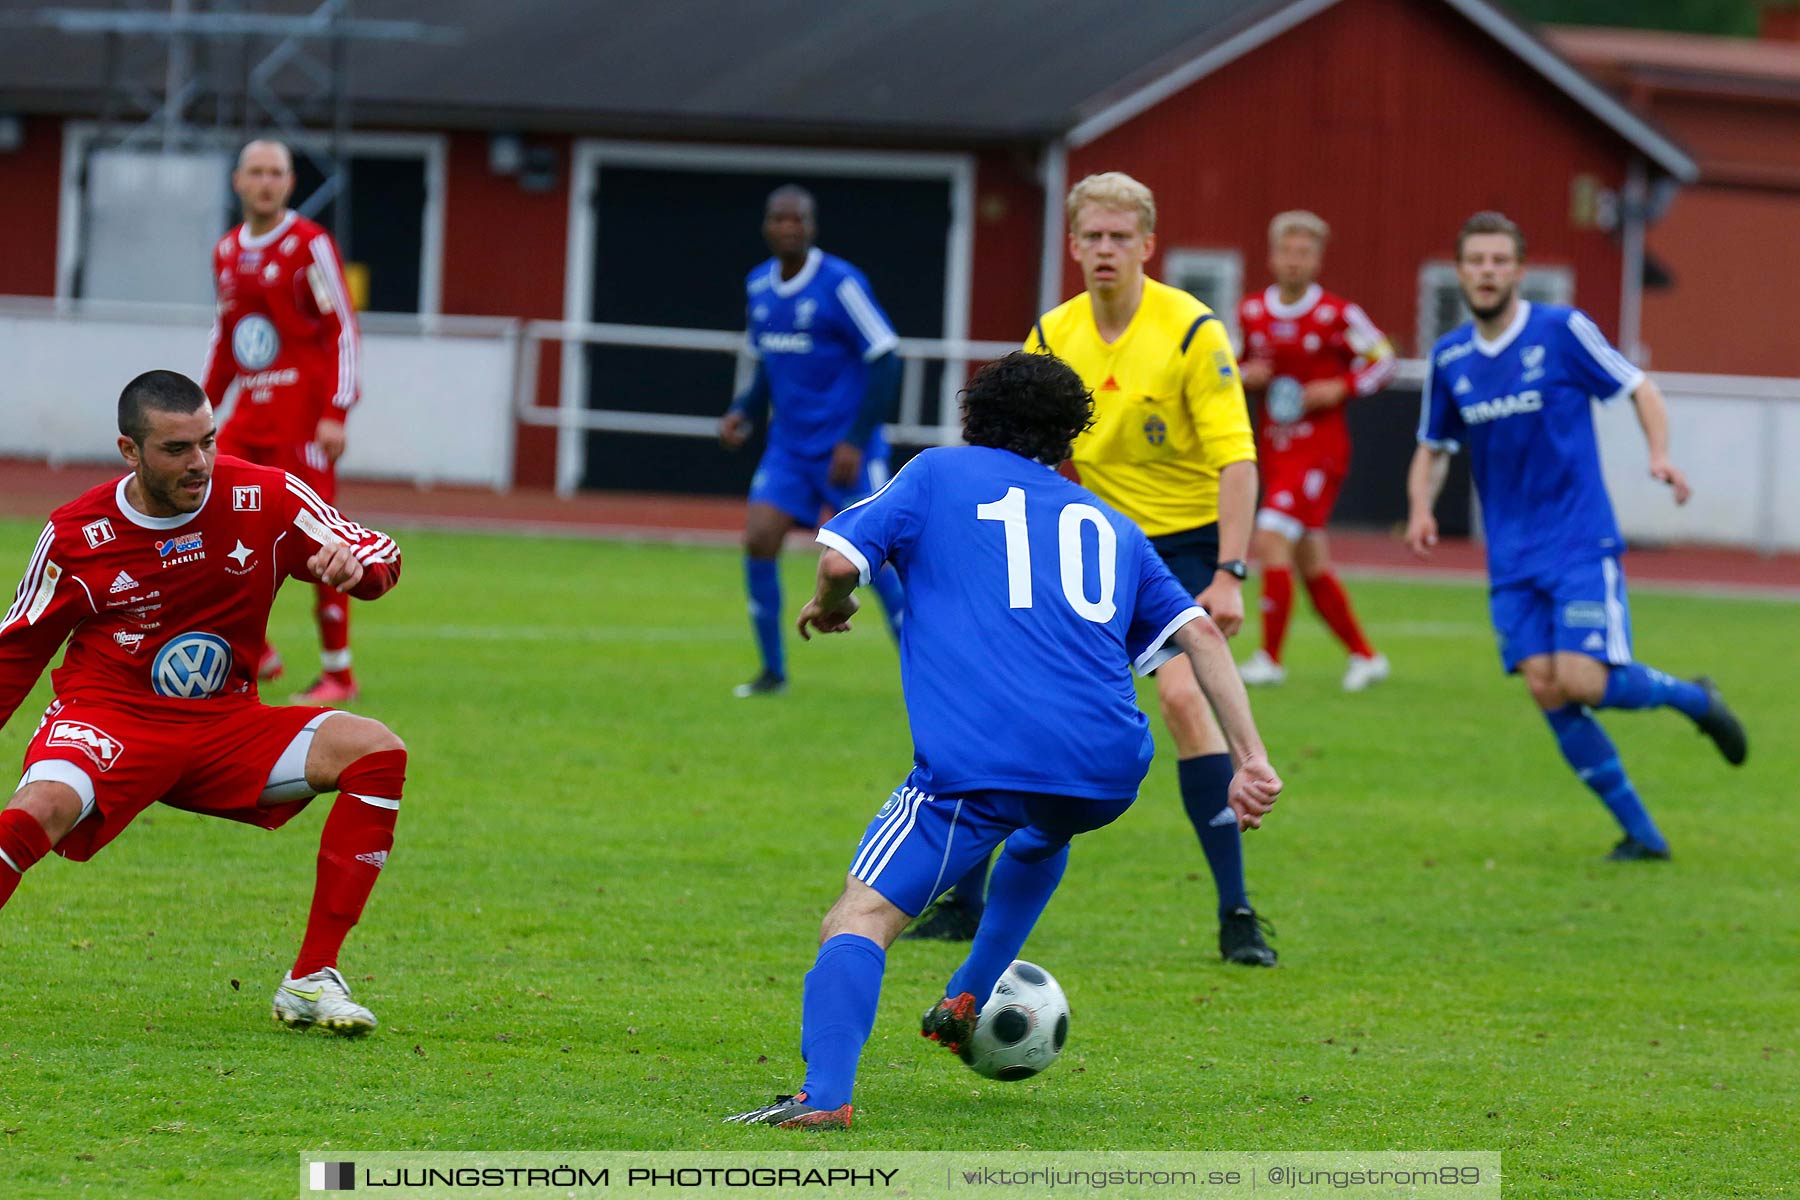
[0,0,1693,498]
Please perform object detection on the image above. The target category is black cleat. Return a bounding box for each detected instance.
[1607,836,1672,862]
[1220,907,1279,966]
[901,894,982,942]
[1691,676,1747,766]
[732,670,788,699]
[920,992,978,1063]
[723,1092,852,1130]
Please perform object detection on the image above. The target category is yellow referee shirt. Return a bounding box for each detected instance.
[1026,278,1256,538]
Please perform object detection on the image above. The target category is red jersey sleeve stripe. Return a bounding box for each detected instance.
[285,478,398,563]
[310,236,360,411]
[2,523,57,632]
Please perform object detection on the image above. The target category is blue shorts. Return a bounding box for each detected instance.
[847,768,1135,917]
[1489,555,1633,673]
[749,444,889,529]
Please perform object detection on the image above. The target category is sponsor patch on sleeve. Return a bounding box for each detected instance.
[294,508,345,550]
[26,560,61,625]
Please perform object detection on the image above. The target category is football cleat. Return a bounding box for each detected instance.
[272,966,377,1035]
[1238,650,1287,687]
[732,670,788,699]
[1607,836,1672,862]
[256,645,285,683]
[919,991,978,1062]
[1691,676,1747,766]
[293,675,359,706]
[900,894,981,942]
[723,1093,852,1130]
[1219,907,1279,967]
[1341,652,1390,693]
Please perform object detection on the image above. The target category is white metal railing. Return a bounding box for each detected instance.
[6,296,1798,552]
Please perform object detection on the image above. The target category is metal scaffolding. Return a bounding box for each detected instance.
[30,0,458,284]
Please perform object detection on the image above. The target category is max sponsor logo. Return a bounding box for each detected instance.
[46,720,124,771]
[1458,390,1542,426]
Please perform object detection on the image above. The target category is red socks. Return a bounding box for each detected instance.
[315,584,353,681]
[1305,570,1376,659]
[0,807,53,911]
[1259,566,1293,664]
[292,748,405,978]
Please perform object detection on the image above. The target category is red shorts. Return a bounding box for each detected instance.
[1258,453,1346,537]
[217,429,336,502]
[18,698,334,862]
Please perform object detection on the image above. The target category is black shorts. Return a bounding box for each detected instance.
[1148,524,1220,597]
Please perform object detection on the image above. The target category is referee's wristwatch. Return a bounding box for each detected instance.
[1215,559,1249,581]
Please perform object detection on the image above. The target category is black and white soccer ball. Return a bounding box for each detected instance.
[966,960,1070,1081]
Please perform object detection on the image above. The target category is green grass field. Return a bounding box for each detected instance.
[0,520,1794,1198]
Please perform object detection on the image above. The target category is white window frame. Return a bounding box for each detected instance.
[1163,248,1244,346]
[1416,260,1575,352]
[561,139,976,493]
[56,122,447,315]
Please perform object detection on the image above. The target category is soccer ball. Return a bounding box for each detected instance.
[966,960,1069,1081]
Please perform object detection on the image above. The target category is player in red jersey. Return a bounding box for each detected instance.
[202,139,364,704]
[0,371,404,1035]
[1237,211,1395,691]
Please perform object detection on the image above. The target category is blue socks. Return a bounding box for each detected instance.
[871,564,906,642]
[947,843,1069,1008]
[1180,754,1248,918]
[798,933,886,1110]
[744,557,784,679]
[1598,663,1709,719]
[1544,704,1667,851]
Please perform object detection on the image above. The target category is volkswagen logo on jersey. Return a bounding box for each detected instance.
[151,632,233,699]
[1267,376,1305,424]
[232,314,280,371]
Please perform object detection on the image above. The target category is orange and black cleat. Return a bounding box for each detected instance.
[723,1092,852,1130]
[920,991,978,1063]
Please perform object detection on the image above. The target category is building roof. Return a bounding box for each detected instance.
[0,0,1695,176]
[1549,24,1800,100]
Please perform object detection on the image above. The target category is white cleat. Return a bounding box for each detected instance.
[272,966,378,1036]
[1342,653,1390,693]
[1238,649,1287,687]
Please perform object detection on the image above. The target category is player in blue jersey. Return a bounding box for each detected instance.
[1406,212,1746,861]
[727,353,1282,1129]
[718,185,906,698]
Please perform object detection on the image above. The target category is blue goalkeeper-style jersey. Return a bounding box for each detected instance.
[1418,301,1645,585]
[746,248,899,458]
[819,445,1203,800]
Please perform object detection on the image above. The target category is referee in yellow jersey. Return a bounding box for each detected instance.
[910,172,1275,965]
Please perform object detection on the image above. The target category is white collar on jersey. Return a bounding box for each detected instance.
[113,474,212,530]
[1262,283,1322,319]
[769,248,822,299]
[1473,299,1532,357]
[238,211,298,251]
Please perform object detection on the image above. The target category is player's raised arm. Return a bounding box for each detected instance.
[280,475,402,599]
[0,523,86,730]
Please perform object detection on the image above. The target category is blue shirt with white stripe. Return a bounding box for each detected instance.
[1418,301,1645,585]
[819,445,1203,800]
[746,248,899,458]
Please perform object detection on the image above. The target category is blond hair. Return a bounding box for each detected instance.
[1269,210,1328,246]
[1065,172,1156,234]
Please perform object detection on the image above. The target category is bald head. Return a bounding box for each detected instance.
[233,139,296,230]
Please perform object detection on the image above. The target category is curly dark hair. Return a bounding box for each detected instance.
[960,351,1094,465]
